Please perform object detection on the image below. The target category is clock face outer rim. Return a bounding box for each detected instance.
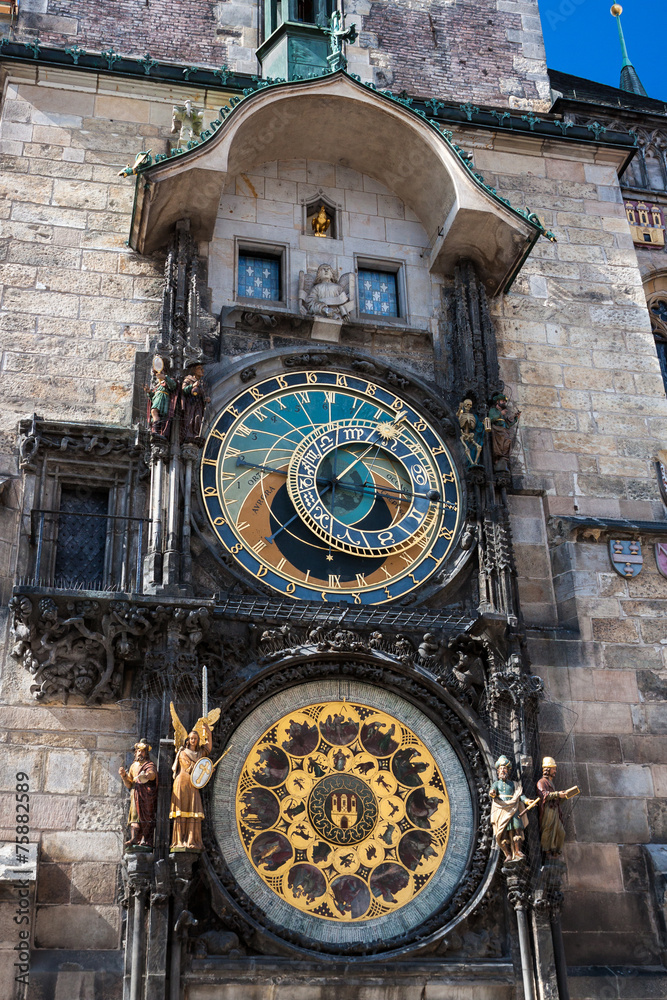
[202,656,495,960]
[198,353,466,605]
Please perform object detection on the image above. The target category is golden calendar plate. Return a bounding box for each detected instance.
[236,701,450,922]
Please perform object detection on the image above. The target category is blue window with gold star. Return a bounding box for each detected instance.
[358,268,399,317]
[238,253,281,301]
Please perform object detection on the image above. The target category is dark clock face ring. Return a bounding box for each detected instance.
[287,421,438,556]
[200,369,461,605]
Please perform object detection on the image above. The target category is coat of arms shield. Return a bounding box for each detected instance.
[609,539,643,578]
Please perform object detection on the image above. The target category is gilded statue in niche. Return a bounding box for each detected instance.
[169,703,220,852]
[311,205,332,238]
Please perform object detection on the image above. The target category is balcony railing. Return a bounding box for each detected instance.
[22,509,148,594]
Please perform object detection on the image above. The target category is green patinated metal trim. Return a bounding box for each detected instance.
[130,70,557,255]
[0,40,638,147]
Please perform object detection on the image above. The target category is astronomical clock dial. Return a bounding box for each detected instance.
[201,369,461,604]
[212,680,477,951]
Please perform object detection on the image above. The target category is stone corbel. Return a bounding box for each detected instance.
[547,514,667,547]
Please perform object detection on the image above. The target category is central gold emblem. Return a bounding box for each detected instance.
[236,701,450,921]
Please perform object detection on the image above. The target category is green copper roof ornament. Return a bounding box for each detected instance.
[324,10,357,72]
[610,5,648,97]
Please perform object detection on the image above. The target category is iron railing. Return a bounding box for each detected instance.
[25,509,148,593]
[213,595,476,634]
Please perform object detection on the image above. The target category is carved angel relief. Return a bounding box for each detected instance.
[298,264,355,320]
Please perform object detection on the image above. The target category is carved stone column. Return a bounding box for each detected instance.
[122,852,153,1000]
[145,440,168,590]
[168,853,197,1000]
[504,859,537,1000]
[180,443,200,587]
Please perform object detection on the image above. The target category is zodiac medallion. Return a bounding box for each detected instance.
[235,700,450,922]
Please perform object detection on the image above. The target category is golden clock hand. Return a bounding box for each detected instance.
[266,482,334,544]
[335,413,407,481]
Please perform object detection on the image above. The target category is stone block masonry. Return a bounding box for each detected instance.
[0,65,234,470]
[10,0,550,109]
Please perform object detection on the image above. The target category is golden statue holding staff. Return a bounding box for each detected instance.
[169,703,221,852]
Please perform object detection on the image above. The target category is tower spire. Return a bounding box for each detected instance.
[610,5,648,97]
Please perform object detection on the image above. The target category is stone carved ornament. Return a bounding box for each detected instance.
[298,264,355,320]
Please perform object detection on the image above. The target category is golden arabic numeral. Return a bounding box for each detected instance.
[305,371,318,385]
[213,517,226,526]
[408,573,419,585]
[335,374,348,388]
[439,526,453,540]
[249,387,263,401]
[415,420,427,432]
[226,406,240,418]
[202,458,217,466]
[384,587,392,599]
[211,428,225,440]
[363,382,376,397]
[204,487,218,497]
[276,374,288,389]
[391,398,404,411]
[351,592,362,605]
[257,566,268,578]
[320,591,328,602]
[432,444,446,455]
[230,543,242,554]
[286,582,296,594]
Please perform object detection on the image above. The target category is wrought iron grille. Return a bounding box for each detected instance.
[27,505,148,594]
[54,488,109,586]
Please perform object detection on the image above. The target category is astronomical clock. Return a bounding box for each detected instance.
[193,352,494,958]
[200,365,462,605]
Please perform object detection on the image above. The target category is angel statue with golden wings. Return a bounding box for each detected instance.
[169,703,220,852]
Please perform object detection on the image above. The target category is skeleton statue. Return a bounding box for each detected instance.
[298,264,355,320]
[171,100,204,146]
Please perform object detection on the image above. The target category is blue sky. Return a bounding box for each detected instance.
[537,0,666,101]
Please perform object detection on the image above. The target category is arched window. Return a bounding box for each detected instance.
[646,291,667,395]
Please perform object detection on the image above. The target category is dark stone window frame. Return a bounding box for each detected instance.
[16,418,146,594]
